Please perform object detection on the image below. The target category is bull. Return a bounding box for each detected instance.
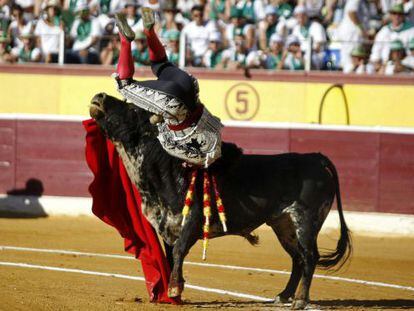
[89,92,352,310]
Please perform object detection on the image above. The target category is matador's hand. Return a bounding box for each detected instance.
[149,114,163,125]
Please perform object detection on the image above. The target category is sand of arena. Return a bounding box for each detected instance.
[0,217,413,310]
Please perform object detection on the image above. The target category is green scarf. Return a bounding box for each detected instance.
[112,49,119,65]
[18,48,33,62]
[132,48,149,67]
[300,23,310,38]
[53,16,60,26]
[388,21,413,33]
[168,52,179,65]
[209,51,222,68]
[276,3,292,19]
[290,56,304,70]
[100,0,111,14]
[266,25,276,45]
[210,0,226,17]
[232,52,246,65]
[266,52,282,69]
[241,0,255,22]
[233,26,245,39]
[77,20,92,41]
[69,0,78,12]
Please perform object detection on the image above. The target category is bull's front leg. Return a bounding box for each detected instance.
[168,210,201,298]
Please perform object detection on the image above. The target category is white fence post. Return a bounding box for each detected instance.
[179,32,186,69]
[58,29,65,65]
[305,36,313,72]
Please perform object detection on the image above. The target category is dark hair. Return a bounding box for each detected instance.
[191,5,204,13]
[11,4,23,12]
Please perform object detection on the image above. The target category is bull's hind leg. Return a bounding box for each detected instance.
[289,202,320,310]
[269,213,303,304]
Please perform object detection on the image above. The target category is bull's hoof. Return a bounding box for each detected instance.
[291,299,308,310]
[274,294,292,304]
[168,283,184,298]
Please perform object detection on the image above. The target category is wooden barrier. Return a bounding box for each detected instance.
[0,118,413,214]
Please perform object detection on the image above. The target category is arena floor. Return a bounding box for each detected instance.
[0,217,413,311]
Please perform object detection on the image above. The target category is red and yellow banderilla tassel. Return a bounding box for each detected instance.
[212,175,227,232]
[202,171,211,261]
[181,169,228,261]
[181,169,198,227]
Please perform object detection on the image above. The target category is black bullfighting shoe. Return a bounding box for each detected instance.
[141,7,155,30]
[115,13,135,41]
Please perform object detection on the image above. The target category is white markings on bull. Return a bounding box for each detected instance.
[0,261,272,302]
[1,245,413,292]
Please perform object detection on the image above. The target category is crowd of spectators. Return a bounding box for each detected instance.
[1,0,414,74]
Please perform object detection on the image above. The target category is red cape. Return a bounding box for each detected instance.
[83,119,180,304]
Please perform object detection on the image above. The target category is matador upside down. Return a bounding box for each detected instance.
[113,8,223,168]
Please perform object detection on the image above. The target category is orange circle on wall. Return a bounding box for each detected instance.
[224,83,260,121]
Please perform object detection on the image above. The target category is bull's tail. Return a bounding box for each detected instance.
[317,155,352,271]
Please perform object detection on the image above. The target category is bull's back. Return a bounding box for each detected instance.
[219,152,333,205]
[228,152,328,183]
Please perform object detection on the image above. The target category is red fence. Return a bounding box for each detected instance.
[1,118,413,214]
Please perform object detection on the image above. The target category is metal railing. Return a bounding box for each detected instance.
[13,31,414,74]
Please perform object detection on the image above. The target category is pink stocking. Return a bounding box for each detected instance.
[144,27,167,62]
[117,34,135,80]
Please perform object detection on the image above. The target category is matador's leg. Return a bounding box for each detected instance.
[141,7,167,63]
[115,14,135,80]
[115,10,169,79]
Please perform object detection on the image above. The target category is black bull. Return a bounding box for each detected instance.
[89,93,352,310]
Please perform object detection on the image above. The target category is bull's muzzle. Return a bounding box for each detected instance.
[89,93,107,120]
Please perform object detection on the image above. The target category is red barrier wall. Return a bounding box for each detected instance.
[222,127,414,214]
[1,119,413,214]
[0,119,91,197]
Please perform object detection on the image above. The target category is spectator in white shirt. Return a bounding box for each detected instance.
[402,37,414,69]
[291,5,326,69]
[34,0,62,63]
[231,0,266,24]
[380,0,400,21]
[0,36,13,63]
[279,35,305,70]
[11,33,41,62]
[263,33,284,69]
[15,0,34,20]
[381,39,411,74]
[158,1,183,44]
[336,0,370,70]
[221,28,254,69]
[202,31,224,68]
[90,0,125,32]
[182,5,212,66]
[0,0,11,36]
[370,4,414,72]
[8,4,34,49]
[165,29,180,65]
[343,44,374,74]
[68,1,101,63]
[176,0,198,19]
[225,6,256,50]
[298,0,324,19]
[258,5,285,51]
[122,0,142,32]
